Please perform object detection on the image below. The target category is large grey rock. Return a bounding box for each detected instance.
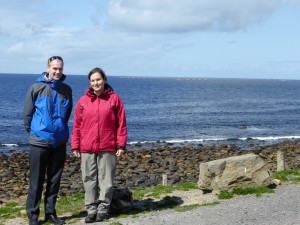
[198,154,272,193]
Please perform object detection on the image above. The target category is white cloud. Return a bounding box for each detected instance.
[107,0,295,32]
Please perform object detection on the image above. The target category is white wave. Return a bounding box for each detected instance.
[243,135,300,141]
[128,137,227,145]
[128,135,300,145]
[1,143,19,147]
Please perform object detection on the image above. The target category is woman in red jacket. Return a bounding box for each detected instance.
[71,67,127,223]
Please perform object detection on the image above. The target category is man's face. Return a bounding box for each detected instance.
[47,59,64,80]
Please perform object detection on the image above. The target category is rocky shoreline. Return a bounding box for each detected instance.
[0,140,300,200]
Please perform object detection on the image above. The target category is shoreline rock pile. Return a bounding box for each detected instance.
[0,140,299,200]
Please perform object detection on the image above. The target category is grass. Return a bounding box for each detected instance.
[133,185,173,200]
[0,201,24,220]
[174,201,219,212]
[132,182,198,200]
[272,169,300,183]
[232,186,275,197]
[0,202,20,214]
[218,191,234,200]
[0,193,86,225]
[1,169,299,224]
[218,186,273,199]
[56,192,85,214]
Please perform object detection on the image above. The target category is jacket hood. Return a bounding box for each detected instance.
[85,83,114,99]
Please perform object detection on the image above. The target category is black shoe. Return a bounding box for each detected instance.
[45,214,65,224]
[95,213,108,222]
[84,214,96,223]
[29,219,38,225]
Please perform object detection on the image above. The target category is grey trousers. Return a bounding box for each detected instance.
[81,152,117,215]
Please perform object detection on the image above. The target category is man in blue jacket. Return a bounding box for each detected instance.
[23,56,73,225]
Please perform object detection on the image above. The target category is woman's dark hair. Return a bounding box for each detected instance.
[88,67,107,81]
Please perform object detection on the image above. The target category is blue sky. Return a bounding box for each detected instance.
[0,0,299,79]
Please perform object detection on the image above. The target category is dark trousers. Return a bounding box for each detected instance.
[26,144,66,220]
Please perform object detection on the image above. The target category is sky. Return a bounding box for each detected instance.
[0,0,300,79]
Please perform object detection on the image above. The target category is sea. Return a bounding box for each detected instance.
[0,73,300,154]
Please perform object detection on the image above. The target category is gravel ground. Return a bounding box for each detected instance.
[3,183,300,225]
[96,183,300,225]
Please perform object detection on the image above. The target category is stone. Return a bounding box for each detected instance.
[20,210,27,216]
[272,179,281,186]
[198,153,272,193]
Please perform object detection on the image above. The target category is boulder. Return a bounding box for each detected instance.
[198,154,272,193]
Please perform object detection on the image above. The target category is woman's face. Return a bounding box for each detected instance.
[90,72,106,95]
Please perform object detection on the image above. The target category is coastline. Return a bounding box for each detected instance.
[1,136,300,154]
[1,139,300,201]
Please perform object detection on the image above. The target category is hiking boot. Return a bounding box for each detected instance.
[45,214,65,224]
[29,219,38,225]
[95,213,108,222]
[84,214,96,223]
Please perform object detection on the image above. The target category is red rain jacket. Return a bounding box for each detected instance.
[71,88,127,153]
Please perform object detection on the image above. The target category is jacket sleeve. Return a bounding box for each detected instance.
[115,95,128,149]
[71,100,82,150]
[23,85,36,133]
[65,86,73,123]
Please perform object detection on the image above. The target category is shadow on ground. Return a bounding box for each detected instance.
[56,195,184,224]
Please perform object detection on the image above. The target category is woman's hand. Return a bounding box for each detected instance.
[72,150,81,158]
[116,149,125,157]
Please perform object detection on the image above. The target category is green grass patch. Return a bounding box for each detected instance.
[293,177,300,183]
[218,186,274,200]
[174,204,201,212]
[56,192,85,215]
[131,182,198,200]
[175,182,198,191]
[201,201,220,207]
[273,170,300,183]
[35,192,85,219]
[116,214,127,218]
[132,185,173,200]
[233,186,274,197]
[4,193,86,224]
[0,201,24,219]
[174,201,220,212]
[218,191,234,199]
[0,203,20,215]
